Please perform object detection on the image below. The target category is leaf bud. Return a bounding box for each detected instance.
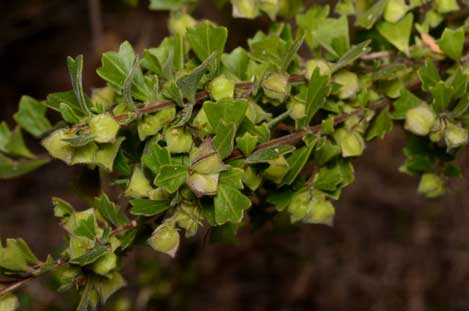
[334,71,360,99]
[91,252,117,276]
[89,113,120,143]
[164,127,193,154]
[209,75,235,101]
[404,103,436,136]
[148,224,180,257]
[418,173,446,198]
[262,72,290,102]
[444,123,468,149]
[168,13,196,36]
[334,128,365,157]
[305,59,331,79]
[41,129,75,164]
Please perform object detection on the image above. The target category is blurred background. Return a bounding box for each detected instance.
[1,0,469,310]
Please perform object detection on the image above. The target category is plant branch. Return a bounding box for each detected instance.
[0,221,138,298]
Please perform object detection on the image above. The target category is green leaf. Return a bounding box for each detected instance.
[438,27,464,61]
[0,122,10,153]
[213,121,237,159]
[0,154,49,179]
[130,199,171,216]
[67,55,91,115]
[94,194,129,227]
[332,40,371,73]
[391,89,422,120]
[154,164,188,193]
[46,91,83,116]
[297,68,330,128]
[69,244,109,266]
[96,137,125,172]
[94,272,126,304]
[366,108,394,140]
[142,35,184,79]
[0,238,39,272]
[418,61,441,92]
[176,52,216,103]
[236,132,258,156]
[356,0,387,29]
[313,160,354,196]
[219,167,244,189]
[214,183,251,225]
[4,127,34,159]
[142,143,171,175]
[315,15,350,58]
[313,138,341,166]
[74,214,97,240]
[13,96,52,138]
[377,13,413,55]
[97,41,153,101]
[280,138,317,186]
[204,99,248,131]
[186,21,228,62]
[281,31,304,70]
[246,145,295,163]
[222,47,250,81]
[431,81,452,113]
[59,103,81,124]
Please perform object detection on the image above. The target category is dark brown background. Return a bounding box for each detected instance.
[1,1,469,310]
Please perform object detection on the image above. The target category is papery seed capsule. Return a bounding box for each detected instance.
[334,128,365,157]
[125,167,153,198]
[404,104,435,136]
[186,173,219,197]
[232,0,258,18]
[289,99,306,120]
[209,75,235,101]
[168,13,196,35]
[334,71,360,99]
[288,190,311,223]
[148,224,180,257]
[41,129,75,164]
[304,196,335,226]
[262,72,290,102]
[305,59,331,79]
[435,0,459,13]
[444,123,468,149]
[263,156,290,184]
[89,113,120,143]
[384,0,408,23]
[92,252,117,276]
[418,173,446,198]
[164,128,193,154]
[137,107,176,141]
